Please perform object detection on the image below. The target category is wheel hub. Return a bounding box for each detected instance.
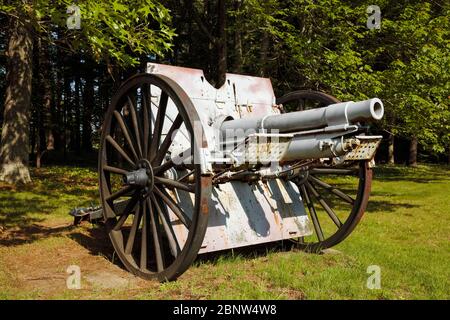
[123,159,154,191]
[296,170,309,185]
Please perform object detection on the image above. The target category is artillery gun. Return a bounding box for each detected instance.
[84,63,384,281]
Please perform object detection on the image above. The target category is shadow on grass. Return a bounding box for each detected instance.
[68,226,124,269]
[366,200,419,214]
[0,196,55,228]
[0,223,75,246]
[373,165,450,184]
[0,164,447,275]
[0,188,97,230]
[67,222,305,273]
[308,189,420,215]
[194,241,302,267]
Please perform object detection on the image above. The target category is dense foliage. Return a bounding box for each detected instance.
[0,0,448,183]
[0,0,174,65]
[224,0,449,154]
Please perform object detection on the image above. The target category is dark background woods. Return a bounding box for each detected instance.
[0,0,448,184]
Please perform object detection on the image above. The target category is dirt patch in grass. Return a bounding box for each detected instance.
[0,220,157,299]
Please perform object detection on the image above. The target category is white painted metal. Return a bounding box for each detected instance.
[167,180,311,254]
[146,63,312,253]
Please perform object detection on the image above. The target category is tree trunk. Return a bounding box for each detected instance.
[39,39,54,151]
[73,68,81,153]
[63,59,72,161]
[234,29,242,73]
[82,68,94,153]
[215,0,227,87]
[53,29,64,151]
[388,134,395,164]
[35,37,54,169]
[447,146,450,165]
[409,136,418,167]
[233,0,243,73]
[0,17,33,184]
[34,37,43,168]
[259,32,270,77]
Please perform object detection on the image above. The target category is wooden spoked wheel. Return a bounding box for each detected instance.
[99,74,211,281]
[277,90,372,252]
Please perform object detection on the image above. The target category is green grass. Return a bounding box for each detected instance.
[0,164,449,299]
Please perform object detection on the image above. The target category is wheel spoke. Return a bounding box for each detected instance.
[114,214,129,231]
[140,199,148,270]
[153,186,192,228]
[150,92,168,161]
[113,111,139,161]
[310,168,357,175]
[274,92,368,251]
[153,149,192,176]
[125,202,142,255]
[113,195,139,231]
[101,75,212,280]
[104,165,129,175]
[308,175,355,205]
[153,115,183,166]
[106,185,134,202]
[142,84,151,158]
[300,184,324,242]
[106,135,135,167]
[306,181,343,228]
[151,193,180,258]
[154,176,195,193]
[147,198,164,272]
[127,96,143,158]
[178,170,195,182]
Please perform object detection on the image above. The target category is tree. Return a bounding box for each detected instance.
[231,0,449,163]
[0,11,33,183]
[377,1,449,165]
[0,0,175,184]
[177,0,228,87]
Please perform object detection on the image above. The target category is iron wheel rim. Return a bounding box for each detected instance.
[99,73,211,281]
[277,90,372,252]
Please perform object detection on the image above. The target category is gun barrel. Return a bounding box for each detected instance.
[220,98,384,134]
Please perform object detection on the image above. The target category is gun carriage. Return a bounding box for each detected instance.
[74,63,384,281]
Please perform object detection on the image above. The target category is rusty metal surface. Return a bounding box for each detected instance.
[143,64,378,255]
[147,63,275,106]
[344,136,383,161]
[95,63,380,281]
[164,179,312,254]
[230,133,293,166]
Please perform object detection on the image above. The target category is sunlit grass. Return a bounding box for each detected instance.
[0,164,449,299]
[0,166,98,229]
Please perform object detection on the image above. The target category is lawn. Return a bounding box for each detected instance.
[0,164,449,299]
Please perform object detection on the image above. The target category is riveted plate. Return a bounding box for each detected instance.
[345,136,383,161]
[230,133,293,165]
